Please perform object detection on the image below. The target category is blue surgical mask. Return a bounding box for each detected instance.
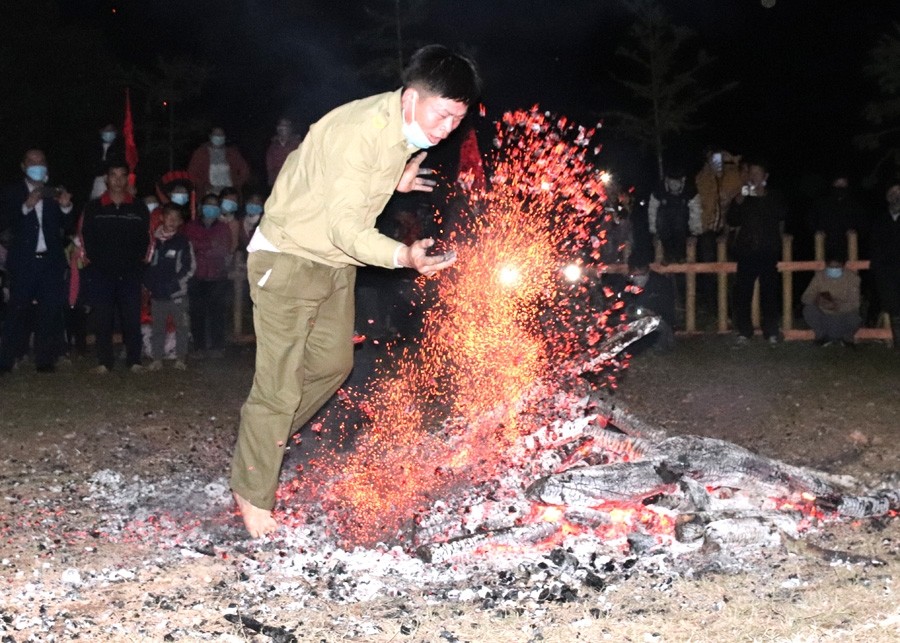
[170,192,189,206]
[145,201,159,213]
[101,131,116,144]
[210,135,226,147]
[825,267,843,279]
[221,199,239,213]
[401,93,435,149]
[25,165,48,183]
[201,204,221,219]
[245,203,263,216]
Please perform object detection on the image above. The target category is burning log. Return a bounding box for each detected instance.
[527,461,674,507]
[416,522,560,564]
[580,315,661,371]
[816,488,900,518]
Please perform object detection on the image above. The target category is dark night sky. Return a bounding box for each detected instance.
[17,0,900,204]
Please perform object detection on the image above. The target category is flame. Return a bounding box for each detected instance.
[280,108,623,545]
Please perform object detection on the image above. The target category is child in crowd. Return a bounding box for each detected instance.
[145,204,195,370]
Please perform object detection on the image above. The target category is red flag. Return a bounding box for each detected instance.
[457,128,486,192]
[123,88,138,182]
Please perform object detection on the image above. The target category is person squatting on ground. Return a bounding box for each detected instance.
[624,253,677,353]
[80,162,151,373]
[871,181,900,350]
[0,149,74,373]
[183,193,232,358]
[145,203,195,370]
[801,248,861,347]
[728,159,787,346]
[229,44,482,538]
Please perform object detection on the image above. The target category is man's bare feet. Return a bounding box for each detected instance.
[233,491,279,538]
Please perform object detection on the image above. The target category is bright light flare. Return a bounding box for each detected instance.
[562,263,582,283]
[279,107,621,546]
[498,264,522,287]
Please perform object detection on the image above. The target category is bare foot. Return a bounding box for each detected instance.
[233,491,279,538]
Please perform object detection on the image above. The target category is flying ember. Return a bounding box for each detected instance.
[280,108,617,545]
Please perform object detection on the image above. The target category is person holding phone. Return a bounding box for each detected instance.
[0,149,73,373]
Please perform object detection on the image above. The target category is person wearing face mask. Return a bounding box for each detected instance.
[266,118,304,187]
[727,159,788,347]
[242,192,265,240]
[183,194,232,359]
[623,252,677,354]
[187,127,251,198]
[870,181,900,350]
[801,248,861,347]
[155,171,197,224]
[648,165,702,264]
[808,173,863,259]
[230,44,480,538]
[80,162,151,374]
[218,187,244,260]
[89,123,127,200]
[0,149,74,373]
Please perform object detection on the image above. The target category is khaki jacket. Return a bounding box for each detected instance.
[259,89,417,269]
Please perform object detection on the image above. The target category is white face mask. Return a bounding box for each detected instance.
[630,274,649,288]
[401,93,435,149]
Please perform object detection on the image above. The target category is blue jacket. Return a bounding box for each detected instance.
[145,232,195,301]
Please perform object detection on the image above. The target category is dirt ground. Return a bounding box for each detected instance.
[1,336,898,642]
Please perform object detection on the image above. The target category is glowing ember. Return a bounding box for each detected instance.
[280,107,618,545]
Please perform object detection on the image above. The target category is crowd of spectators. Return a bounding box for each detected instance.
[0,118,295,374]
[604,147,900,353]
[1,128,899,375]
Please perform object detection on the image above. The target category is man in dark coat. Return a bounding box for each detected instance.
[81,162,150,373]
[871,181,900,350]
[0,149,74,373]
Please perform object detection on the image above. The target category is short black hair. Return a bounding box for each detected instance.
[402,45,482,105]
[219,187,239,200]
[106,161,129,174]
[824,243,848,264]
[161,203,184,221]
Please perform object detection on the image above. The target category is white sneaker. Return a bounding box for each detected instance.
[173,359,187,371]
[148,360,163,371]
[129,364,146,373]
[91,365,109,375]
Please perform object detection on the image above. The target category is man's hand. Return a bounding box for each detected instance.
[816,292,836,311]
[396,152,437,193]
[24,189,43,211]
[56,187,72,209]
[398,238,457,276]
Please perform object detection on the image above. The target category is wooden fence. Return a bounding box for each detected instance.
[232,231,892,344]
[600,231,891,342]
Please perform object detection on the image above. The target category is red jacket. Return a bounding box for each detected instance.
[187,144,251,197]
[266,135,302,186]
[183,219,232,281]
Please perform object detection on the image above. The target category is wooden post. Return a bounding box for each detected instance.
[847,230,858,262]
[814,231,825,261]
[685,237,697,332]
[717,236,728,333]
[782,234,793,331]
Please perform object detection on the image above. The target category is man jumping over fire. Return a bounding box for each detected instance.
[230,45,482,537]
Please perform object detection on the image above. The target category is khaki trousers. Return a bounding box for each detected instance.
[230,250,355,510]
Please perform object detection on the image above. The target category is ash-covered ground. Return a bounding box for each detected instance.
[1,337,898,642]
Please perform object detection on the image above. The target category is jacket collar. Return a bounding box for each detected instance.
[100,191,135,206]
